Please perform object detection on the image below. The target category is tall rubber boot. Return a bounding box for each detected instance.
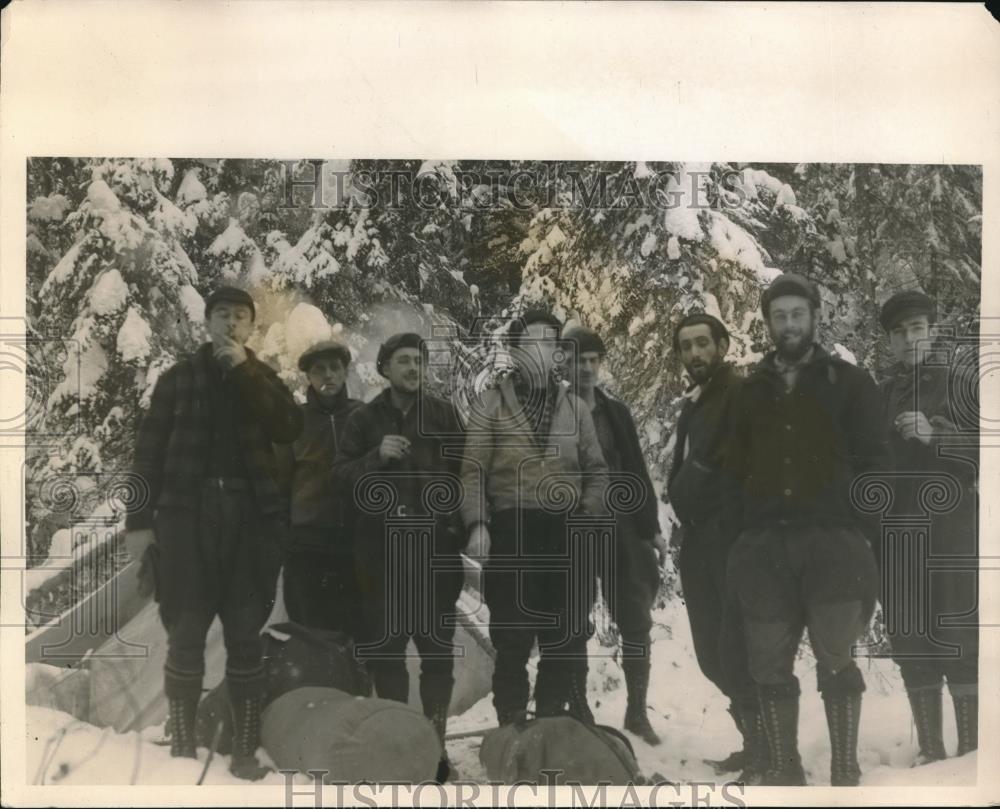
[735,697,768,785]
[622,657,661,746]
[421,676,454,784]
[906,687,946,765]
[371,662,410,704]
[167,695,199,759]
[567,664,596,725]
[533,659,567,719]
[229,695,272,781]
[952,690,978,756]
[759,690,806,786]
[824,692,862,786]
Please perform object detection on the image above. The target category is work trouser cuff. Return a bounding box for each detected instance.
[905,680,945,694]
[818,663,866,696]
[226,664,267,702]
[164,664,204,700]
[758,678,801,700]
[947,681,978,699]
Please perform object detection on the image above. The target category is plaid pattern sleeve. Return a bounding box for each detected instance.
[126,366,178,531]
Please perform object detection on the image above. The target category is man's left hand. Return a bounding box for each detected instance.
[895,410,933,445]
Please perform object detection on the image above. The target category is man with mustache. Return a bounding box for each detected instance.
[124,286,303,780]
[666,313,762,780]
[561,325,666,745]
[460,310,609,727]
[330,332,465,780]
[723,273,888,786]
[276,340,363,634]
[877,291,979,764]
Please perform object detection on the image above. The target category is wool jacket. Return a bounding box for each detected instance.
[879,358,978,549]
[877,356,979,654]
[722,344,889,540]
[460,375,610,527]
[126,343,303,530]
[274,386,364,540]
[591,387,662,542]
[330,388,465,526]
[667,363,742,530]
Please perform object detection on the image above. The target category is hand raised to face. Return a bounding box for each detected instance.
[213,334,249,370]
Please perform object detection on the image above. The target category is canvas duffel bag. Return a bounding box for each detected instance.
[261,686,440,783]
[480,713,642,785]
[195,621,371,754]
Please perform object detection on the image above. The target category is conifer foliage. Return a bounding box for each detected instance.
[25,158,981,575]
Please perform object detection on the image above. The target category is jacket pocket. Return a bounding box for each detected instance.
[667,456,715,526]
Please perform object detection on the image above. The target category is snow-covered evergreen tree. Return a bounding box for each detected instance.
[23,157,981,585]
[28,159,206,559]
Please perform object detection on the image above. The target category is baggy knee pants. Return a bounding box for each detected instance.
[728,524,878,697]
[157,486,283,701]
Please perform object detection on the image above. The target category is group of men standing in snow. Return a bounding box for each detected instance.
[125,272,979,786]
[667,274,979,786]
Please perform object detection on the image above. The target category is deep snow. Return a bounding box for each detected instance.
[25,592,976,787]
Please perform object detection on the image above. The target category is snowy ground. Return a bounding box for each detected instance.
[445,595,977,787]
[25,593,975,786]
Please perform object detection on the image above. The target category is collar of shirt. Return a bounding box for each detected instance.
[773,344,816,374]
[306,384,349,415]
[773,344,816,391]
[683,384,703,403]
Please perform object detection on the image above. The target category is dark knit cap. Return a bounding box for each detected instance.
[760,272,820,318]
[879,290,937,332]
[298,339,352,372]
[562,326,607,356]
[204,285,256,320]
[376,332,427,377]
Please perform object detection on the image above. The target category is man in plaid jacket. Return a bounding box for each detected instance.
[124,286,302,780]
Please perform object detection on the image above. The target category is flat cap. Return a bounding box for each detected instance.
[298,339,352,372]
[204,285,256,320]
[376,332,427,377]
[760,272,820,317]
[879,290,937,332]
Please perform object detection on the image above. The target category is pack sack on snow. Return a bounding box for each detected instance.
[195,621,371,754]
[479,714,642,785]
[262,686,441,783]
